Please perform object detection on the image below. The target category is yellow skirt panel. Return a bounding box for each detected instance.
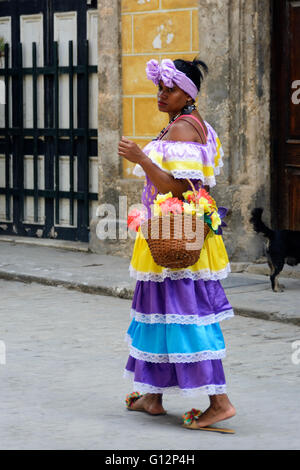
[130,227,230,278]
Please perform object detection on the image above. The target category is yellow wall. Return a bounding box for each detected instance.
[121,0,199,178]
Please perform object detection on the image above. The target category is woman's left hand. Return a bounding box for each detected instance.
[118,137,145,164]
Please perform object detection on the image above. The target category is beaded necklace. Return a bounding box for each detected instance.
[154,112,181,141]
[154,104,196,141]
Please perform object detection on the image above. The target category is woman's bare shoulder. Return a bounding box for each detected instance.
[163,119,198,142]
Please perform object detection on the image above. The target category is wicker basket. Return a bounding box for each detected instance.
[140,179,210,269]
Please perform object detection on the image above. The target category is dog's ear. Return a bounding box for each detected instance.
[249,207,263,224]
[250,207,263,217]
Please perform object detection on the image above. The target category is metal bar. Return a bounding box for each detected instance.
[44,30,54,239]
[83,39,89,229]
[4,43,11,221]
[0,65,97,76]
[18,42,24,223]
[68,40,74,226]
[0,221,87,242]
[53,41,60,225]
[0,128,97,136]
[0,187,98,200]
[0,128,97,137]
[32,42,39,222]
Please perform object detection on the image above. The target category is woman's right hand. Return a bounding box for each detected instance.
[118,137,146,165]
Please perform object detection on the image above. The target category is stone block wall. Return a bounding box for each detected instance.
[121,0,200,178]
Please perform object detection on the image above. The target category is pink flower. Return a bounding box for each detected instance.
[127,208,146,232]
[160,197,183,215]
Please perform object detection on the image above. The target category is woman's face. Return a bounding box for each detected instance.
[157,80,191,115]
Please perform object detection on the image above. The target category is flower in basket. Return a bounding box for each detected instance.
[155,192,173,205]
[153,193,183,216]
[182,201,197,215]
[182,188,217,209]
[152,186,229,235]
[160,197,183,215]
[127,208,146,232]
[210,211,222,231]
[196,196,212,214]
[183,188,225,234]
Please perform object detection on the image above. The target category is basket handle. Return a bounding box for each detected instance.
[186,178,197,197]
[185,178,203,215]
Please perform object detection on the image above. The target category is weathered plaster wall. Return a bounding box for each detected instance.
[197,0,272,261]
[229,0,272,261]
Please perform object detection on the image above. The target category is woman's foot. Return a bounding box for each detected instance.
[192,395,235,428]
[128,393,166,415]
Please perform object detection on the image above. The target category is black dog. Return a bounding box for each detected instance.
[249,208,300,292]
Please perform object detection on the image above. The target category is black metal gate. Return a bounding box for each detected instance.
[0,0,98,242]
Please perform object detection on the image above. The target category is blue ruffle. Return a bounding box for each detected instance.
[126,319,225,355]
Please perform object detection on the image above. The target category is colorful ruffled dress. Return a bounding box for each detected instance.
[124,120,234,396]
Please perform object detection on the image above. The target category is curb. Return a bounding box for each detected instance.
[230,261,300,280]
[1,237,299,280]
[1,269,299,327]
[0,271,134,300]
[233,307,300,327]
[0,236,90,252]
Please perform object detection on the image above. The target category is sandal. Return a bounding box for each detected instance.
[126,392,144,411]
[125,392,167,415]
[182,408,235,434]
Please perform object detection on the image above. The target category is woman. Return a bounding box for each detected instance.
[118,57,236,430]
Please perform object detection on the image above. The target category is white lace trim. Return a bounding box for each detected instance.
[125,334,226,363]
[171,170,217,187]
[123,369,227,396]
[130,308,234,326]
[129,263,231,282]
[133,165,220,188]
[133,146,224,188]
[133,159,171,178]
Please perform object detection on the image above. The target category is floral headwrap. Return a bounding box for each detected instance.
[146,59,199,100]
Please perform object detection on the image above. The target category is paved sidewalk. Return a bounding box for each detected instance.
[0,279,300,450]
[0,238,299,326]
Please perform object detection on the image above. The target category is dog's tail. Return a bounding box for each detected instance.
[249,208,274,239]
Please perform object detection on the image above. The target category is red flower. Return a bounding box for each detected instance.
[185,193,196,203]
[195,188,216,207]
[127,208,146,232]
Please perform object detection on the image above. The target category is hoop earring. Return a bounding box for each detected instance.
[181,102,196,115]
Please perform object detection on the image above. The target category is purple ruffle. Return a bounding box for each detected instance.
[125,356,226,394]
[132,278,233,321]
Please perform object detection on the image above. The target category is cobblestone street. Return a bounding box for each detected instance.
[1,278,300,450]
